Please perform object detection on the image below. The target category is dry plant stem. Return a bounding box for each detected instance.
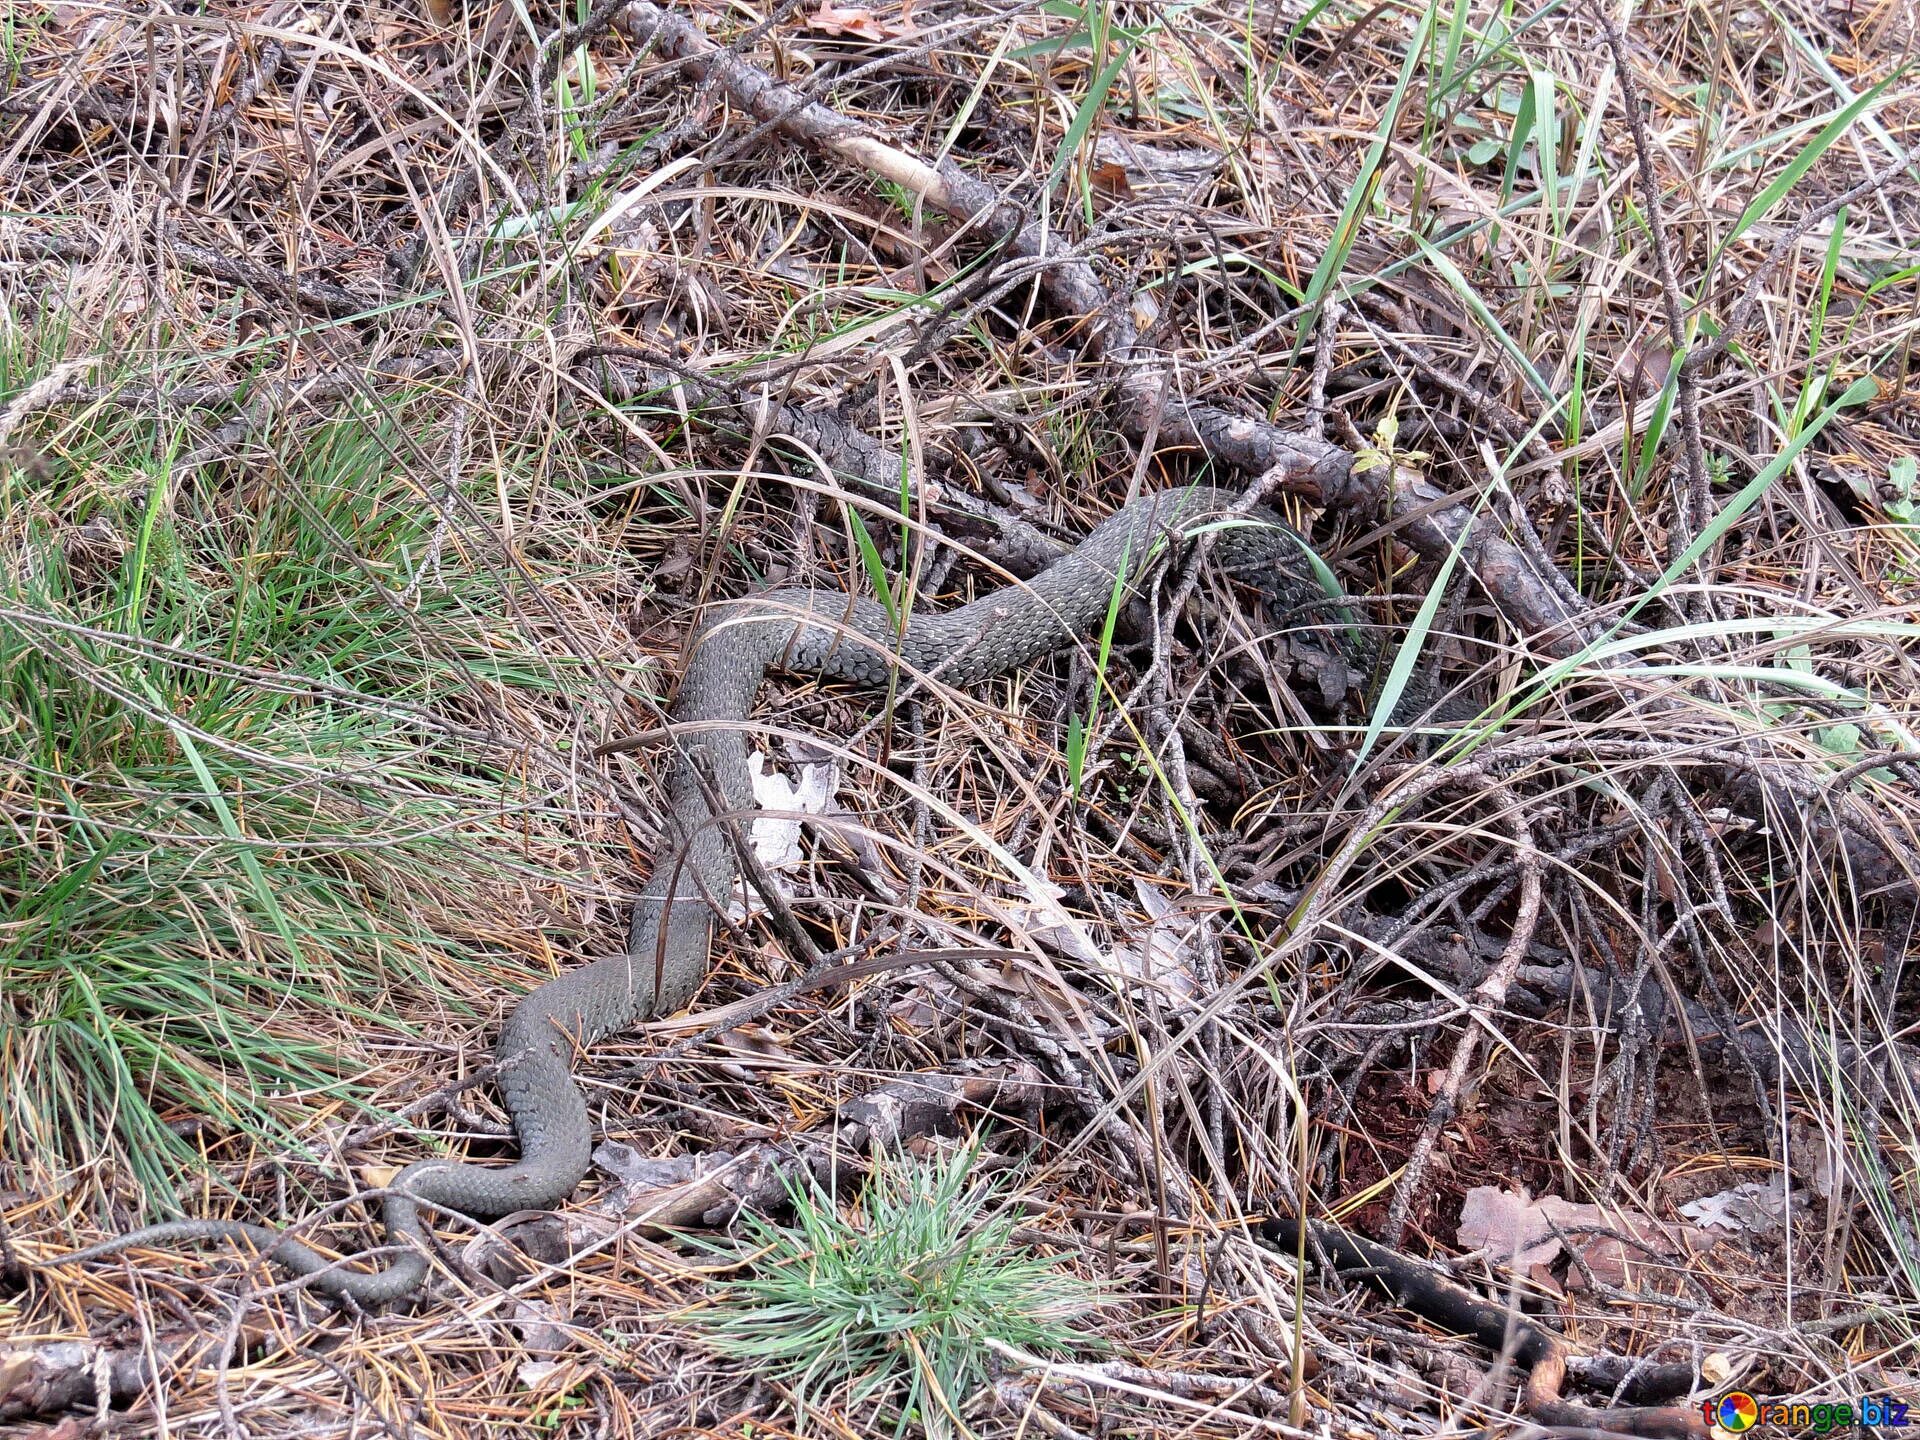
[393,0,653,285]
[323,1062,510,1158]
[207,1282,250,1440]
[1137,607,1227,1189]
[986,1340,1302,1433]
[1382,464,1612,655]
[186,37,284,158]
[927,953,1179,1206]
[1058,1360,1290,1415]
[10,228,371,317]
[609,0,1354,505]
[1486,936,1920,1088]
[1287,759,1495,948]
[1494,735,1912,897]
[1143,475,1290,1188]
[1349,297,1601,632]
[25,355,456,415]
[900,699,932,909]
[1305,301,1343,440]
[596,1064,1049,1233]
[1359,291,1566,465]
[0,89,133,128]
[584,348,1065,575]
[1146,660,1231,1182]
[1382,815,1641,948]
[1381,786,1542,1248]
[0,1328,266,1422]
[994,1382,1094,1440]
[1354,727,1907,913]
[409,366,481,595]
[167,230,369,319]
[610,945,980,1081]
[1585,2,1713,586]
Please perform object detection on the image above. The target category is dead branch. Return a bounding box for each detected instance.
[609,0,1357,506]
[0,1328,266,1421]
[1585,3,1714,573]
[593,8,1620,658]
[6,227,373,318]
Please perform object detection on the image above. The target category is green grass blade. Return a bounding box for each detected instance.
[1408,234,1555,402]
[1069,534,1132,798]
[1349,477,1491,778]
[1294,1,1436,358]
[1719,73,1898,258]
[846,507,902,631]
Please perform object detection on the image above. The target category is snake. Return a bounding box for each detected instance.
[57,485,1302,1304]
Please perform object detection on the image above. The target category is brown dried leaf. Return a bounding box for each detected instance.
[806,1,914,40]
[1091,161,1134,199]
[1616,335,1675,401]
[1458,1185,1707,1289]
[1458,1185,1563,1269]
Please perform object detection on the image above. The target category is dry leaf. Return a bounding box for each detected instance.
[725,746,837,921]
[1680,1177,1794,1236]
[510,1298,571,1357]
[1002,840,1104,965]
[806,0,914,40]
[1109,877,1201,1002]
[1616,335,1675,401]
[1458,1185,1710,1290]
[594,1142,697,1192]
[516,1360,567,1391]
[1090,161,1134,199]
[1458,1185,1563,1269]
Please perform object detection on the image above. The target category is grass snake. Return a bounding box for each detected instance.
[57,485,1307,1304]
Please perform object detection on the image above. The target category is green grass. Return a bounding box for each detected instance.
[689,1147,1096,1436]
[0,350,597,1205]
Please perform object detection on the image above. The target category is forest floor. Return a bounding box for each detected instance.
[2,0,1918,1434]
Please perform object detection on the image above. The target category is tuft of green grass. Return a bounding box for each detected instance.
[0,349,603,1207]
[690,1147,1096,1436]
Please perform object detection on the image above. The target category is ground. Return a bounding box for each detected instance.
[1,0,1918,1435]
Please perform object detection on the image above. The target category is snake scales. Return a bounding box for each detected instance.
[60,485,1303,1304]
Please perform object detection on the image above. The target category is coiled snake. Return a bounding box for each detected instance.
[58,485,1300,1304]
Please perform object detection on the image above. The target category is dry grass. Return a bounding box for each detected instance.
[2,0,1918,1434]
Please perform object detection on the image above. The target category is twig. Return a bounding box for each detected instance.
[6,226,373,317]
[580,345,1068,575]
[1304,300,1343,441]
[609,0,1358,507]
[1381,781,1541,1246]
[1586,2,1714,584]
[686,746,827,972]
[188,37,285,154]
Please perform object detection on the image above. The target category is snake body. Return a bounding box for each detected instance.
[60,485,1293,1304]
